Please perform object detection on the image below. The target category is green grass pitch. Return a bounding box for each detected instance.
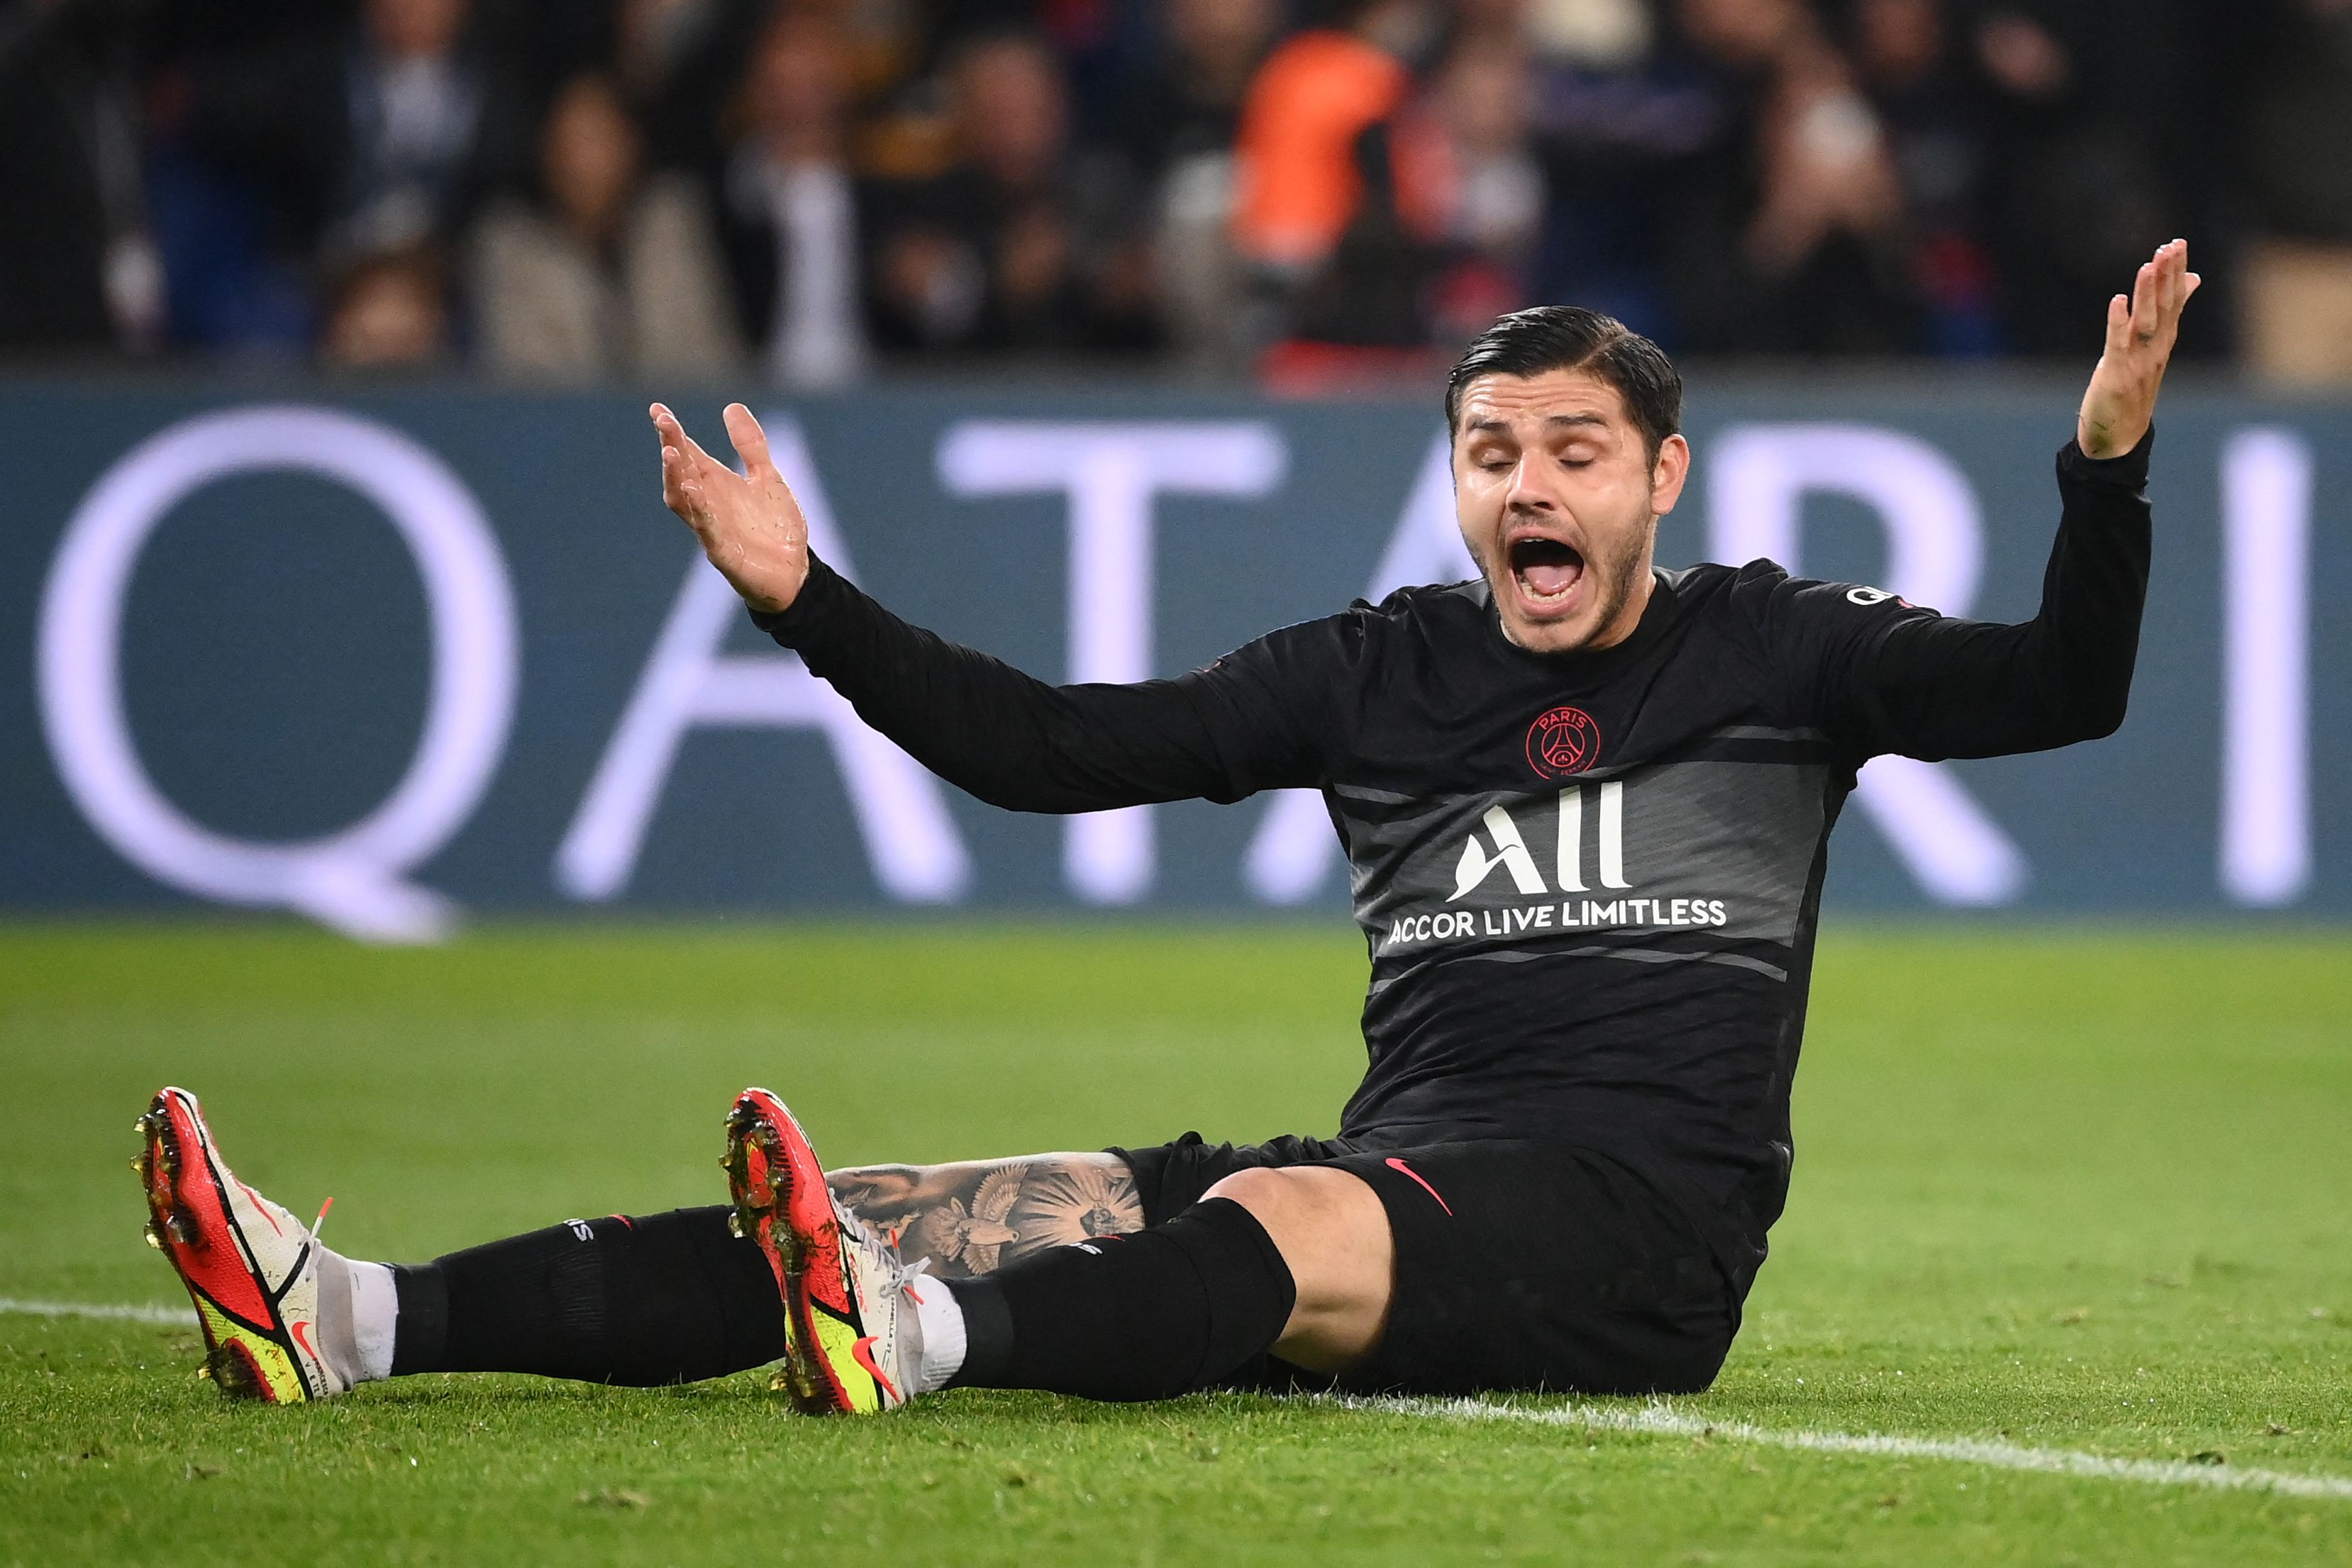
[2,922,2348,1566]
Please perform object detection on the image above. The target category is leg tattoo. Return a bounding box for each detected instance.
[826,1154,1143,1279]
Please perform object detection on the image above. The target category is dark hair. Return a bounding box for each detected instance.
[1443,306,1683,461]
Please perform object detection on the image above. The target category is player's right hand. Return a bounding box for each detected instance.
[650,401,810,615]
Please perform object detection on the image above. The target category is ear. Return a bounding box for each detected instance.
[1648,433,1692,517]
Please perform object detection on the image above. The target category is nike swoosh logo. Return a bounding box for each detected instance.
[850,1335,899,1403]
[1385,1158,1454,1216]
[241,1182,284,1235]
[289,1319,320,1362]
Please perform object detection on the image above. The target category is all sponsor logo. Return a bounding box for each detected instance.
[1524,705,1601,780]
[1386,781,1733,950]
[1451,783,1630,900]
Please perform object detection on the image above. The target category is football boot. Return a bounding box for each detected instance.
[133,1086,343,1402]
[722,1087,929,1413]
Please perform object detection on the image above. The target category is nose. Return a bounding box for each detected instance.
[1504,452,1553,513]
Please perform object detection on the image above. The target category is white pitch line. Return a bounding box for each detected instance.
[8,1300,2346,1503]
[0,1298,188,1325]
[1338,1395,2352,1502]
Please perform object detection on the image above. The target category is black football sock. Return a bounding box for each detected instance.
[944,1197,1296,1401]
[387,1206,785,1386]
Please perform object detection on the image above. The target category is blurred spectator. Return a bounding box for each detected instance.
[469,73,739,378]
[1449,0,1531,54]
[1968,1,2206,358]
[1230,0,1426,279]
[1851,0,1999,355]
[187,0,494,256]
[614,0,765,174]
[337,0,497,255]
[321,245,452,369]
[0,0,162,353]
[1231,0,1447,365]
[866,30,1154,356]
[1667,0,1916,356]
[1121,0,1280,371]
[0,0,2314,377]
[164,0,531,352]
[821,0,927,105]
[1116,0,1275,177]
[1519,0,1716,343]
[1409,38,1544,347]
[717,9,867,387]
[1524,0,1650,66]
[2231,0,2352,384]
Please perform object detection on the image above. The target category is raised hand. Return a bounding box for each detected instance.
[2077,239,2202,460]
[650,401,810,614]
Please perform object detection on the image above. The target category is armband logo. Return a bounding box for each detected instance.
[1846,586,1907,607]
[1525,705,1602,780]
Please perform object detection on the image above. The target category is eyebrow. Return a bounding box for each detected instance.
[1465,413,1611,435]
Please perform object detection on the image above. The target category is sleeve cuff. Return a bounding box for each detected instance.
[2059,426,2154,489]
[747,553,843,645]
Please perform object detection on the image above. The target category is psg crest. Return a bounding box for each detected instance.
[1525,705,1600,779]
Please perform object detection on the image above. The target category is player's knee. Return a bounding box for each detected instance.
[1200,1163,1283,1209]
[1203,1167,1389,1289]
[1202,1164,1338,1235]
[1202,1166,1392,1370]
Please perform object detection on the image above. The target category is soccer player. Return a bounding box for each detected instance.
[136,242,2198,1411]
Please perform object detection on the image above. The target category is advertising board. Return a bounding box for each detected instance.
[1,379,2341,935]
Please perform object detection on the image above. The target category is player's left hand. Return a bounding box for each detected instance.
[2077,239,2201,460]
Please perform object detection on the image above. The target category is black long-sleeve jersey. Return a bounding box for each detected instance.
[756,435,2155,1295]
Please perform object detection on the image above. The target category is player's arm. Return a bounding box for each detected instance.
[649,403,1331,810]
[1770,240,2199,760]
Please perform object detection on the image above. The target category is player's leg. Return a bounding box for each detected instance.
[1197,1164,1392,1372]
[828,1153,1396,1369]
[727,1091,1397,1411]
[382,1155,1148,1393]
[378,1155,1155,1396]
[1293,1140,1740,1397]
[136,1084,792,1399]
[823,1153,1145,1277]
[797,1127,1737,1408]
[133,1084,1158,1402]
[938,1162,1394,1394]
[137,1081,1395,1408]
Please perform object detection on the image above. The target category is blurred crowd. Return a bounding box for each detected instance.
[4,0,2351,385]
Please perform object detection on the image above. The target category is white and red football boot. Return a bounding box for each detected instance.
[134,1087,345,1402]
[722,1087,930,1414]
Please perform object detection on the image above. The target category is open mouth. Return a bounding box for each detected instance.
[1507,535,1585,608]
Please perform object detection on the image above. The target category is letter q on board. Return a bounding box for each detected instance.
[37,405,518,943]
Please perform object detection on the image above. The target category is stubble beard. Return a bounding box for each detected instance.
[1488,520,1651,655]
[1581,530,1649,649]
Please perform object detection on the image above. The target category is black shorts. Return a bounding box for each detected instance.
[1114,1130,1738,1397]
